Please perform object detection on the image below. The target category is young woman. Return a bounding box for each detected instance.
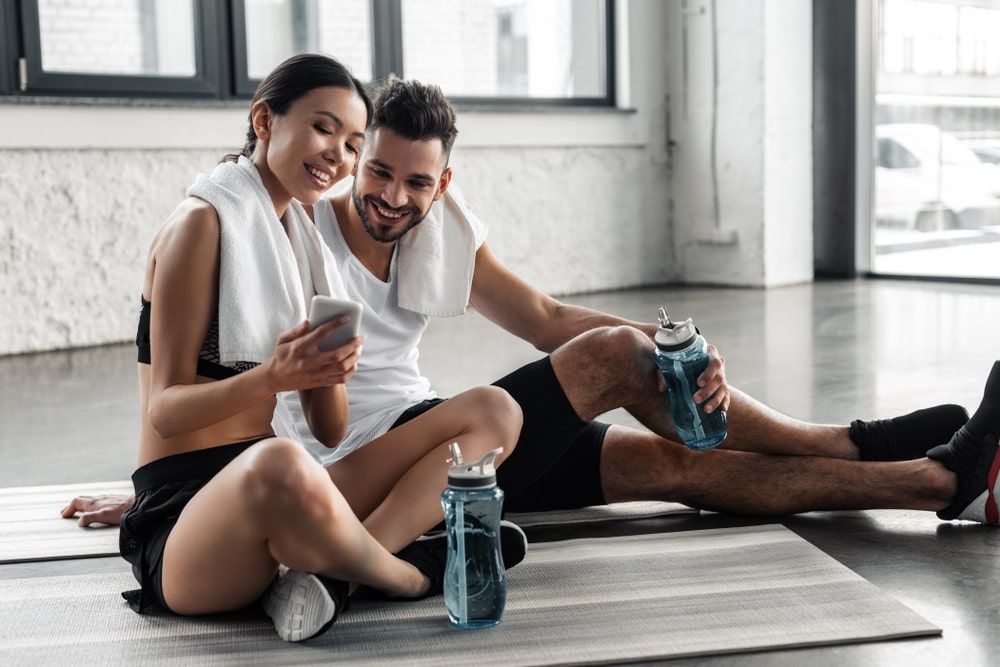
[116,54,522,642]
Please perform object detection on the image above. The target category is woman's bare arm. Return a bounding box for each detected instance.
[145,202,357,440]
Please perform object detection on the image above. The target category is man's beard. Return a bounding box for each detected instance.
[351,184,426,243]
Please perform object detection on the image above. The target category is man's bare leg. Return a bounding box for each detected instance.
[550,325,858,458]
[598,425,955,515]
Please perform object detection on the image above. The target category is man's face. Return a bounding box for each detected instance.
[351,128,450,243]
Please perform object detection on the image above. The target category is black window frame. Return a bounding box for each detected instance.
[396,0,616,108]
[0,0,615,106]
[15,0,224,98]
[0,0,20,96]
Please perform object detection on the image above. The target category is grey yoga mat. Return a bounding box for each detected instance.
[0,525,939,666]
[0,481,695,563]
[0,481,134,564]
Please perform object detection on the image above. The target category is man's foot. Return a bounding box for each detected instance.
[396,520,528,599]
[395,533,448,598]
[498,520,528,569]
[262,569,348,642]
[850,403,969,461]
[926,362,1000,524]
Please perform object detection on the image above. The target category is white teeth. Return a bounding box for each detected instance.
[375,204,403,219]
[307,166,330,183]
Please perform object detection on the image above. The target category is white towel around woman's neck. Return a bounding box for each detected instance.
[186,156,348,366]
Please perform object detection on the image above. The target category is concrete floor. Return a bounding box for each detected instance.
[1,279,999,665]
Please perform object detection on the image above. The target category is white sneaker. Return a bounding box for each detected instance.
[262,570,347,642]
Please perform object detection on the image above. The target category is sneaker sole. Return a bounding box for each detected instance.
[421,520,528,568]
[955,444,1000,525]
[263,571,337,642]
[500,520,528,569]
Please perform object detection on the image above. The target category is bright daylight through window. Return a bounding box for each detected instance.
[874,0,1000,279]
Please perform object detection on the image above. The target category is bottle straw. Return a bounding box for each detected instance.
[456,498,468,625]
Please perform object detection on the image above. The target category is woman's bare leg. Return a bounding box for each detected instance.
[160,438,427,616]
[330,386,522,554]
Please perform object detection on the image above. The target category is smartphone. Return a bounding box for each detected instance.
[308,295,363,352]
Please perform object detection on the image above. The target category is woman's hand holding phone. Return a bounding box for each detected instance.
[264,318,362,393]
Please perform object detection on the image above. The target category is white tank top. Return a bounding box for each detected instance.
[274,198,436,466]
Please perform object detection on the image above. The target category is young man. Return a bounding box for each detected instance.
[67,78,1000,527]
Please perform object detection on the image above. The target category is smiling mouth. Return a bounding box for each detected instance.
[368,199,412,224]
[305,164,332,187]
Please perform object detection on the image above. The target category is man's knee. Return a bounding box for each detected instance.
[565,325,652,370]
[556,326,655,398]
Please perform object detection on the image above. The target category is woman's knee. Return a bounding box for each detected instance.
[242,438,337,517]
[461,386,523,457]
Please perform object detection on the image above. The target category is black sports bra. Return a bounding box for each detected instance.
[136,297,258,380]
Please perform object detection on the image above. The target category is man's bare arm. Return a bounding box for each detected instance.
[469,242,730,412]
[469,243,655,353]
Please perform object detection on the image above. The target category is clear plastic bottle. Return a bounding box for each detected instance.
[653,307,728,450]
[441,443,507,629]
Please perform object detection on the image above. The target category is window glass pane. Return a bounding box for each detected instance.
[401,0,607,98]
[243,0,372,82]
[873,0,1000,280]
[37,0,196,76]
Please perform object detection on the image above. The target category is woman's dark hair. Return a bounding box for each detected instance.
[370,76,458,162]
[223,53,373,163]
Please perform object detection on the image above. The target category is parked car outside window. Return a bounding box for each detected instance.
[876,124,1000,231]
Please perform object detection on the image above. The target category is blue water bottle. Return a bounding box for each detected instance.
[653,307,728,450]
[441,443,507,629]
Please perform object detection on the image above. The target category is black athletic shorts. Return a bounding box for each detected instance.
[391,357,610,513]
[119,438,266,613]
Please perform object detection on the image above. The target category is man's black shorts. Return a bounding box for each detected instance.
[390,357,610,512]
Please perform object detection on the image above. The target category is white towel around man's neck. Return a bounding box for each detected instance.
[324,178,488,317]
[186,156,347,366]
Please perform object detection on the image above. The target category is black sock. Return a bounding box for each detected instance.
[850,404,969,461]
[964,361,1000,440]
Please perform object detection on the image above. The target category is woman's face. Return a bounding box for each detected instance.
[259,85,368,205]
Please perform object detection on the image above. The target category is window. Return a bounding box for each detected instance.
[0,0,615,105]
[870,0,1000,280]
[233,0,373,95]
[877,138,920,169]
[16,0,221,96]
[401,0,613,104]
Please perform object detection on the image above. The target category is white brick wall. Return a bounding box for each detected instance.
[0,1,676,356]
[0,143,671,355]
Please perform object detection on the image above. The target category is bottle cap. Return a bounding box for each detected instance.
[654,307,698,351]
[447,443,503,489]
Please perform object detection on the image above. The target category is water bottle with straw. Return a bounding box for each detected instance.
[653,307,728,450]
[441,443,507,629]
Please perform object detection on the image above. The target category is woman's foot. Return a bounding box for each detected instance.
[262,570,348,642]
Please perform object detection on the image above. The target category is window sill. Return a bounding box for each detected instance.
[0,97,646,150]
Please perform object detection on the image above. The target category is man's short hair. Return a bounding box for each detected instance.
[370,77,458,161]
